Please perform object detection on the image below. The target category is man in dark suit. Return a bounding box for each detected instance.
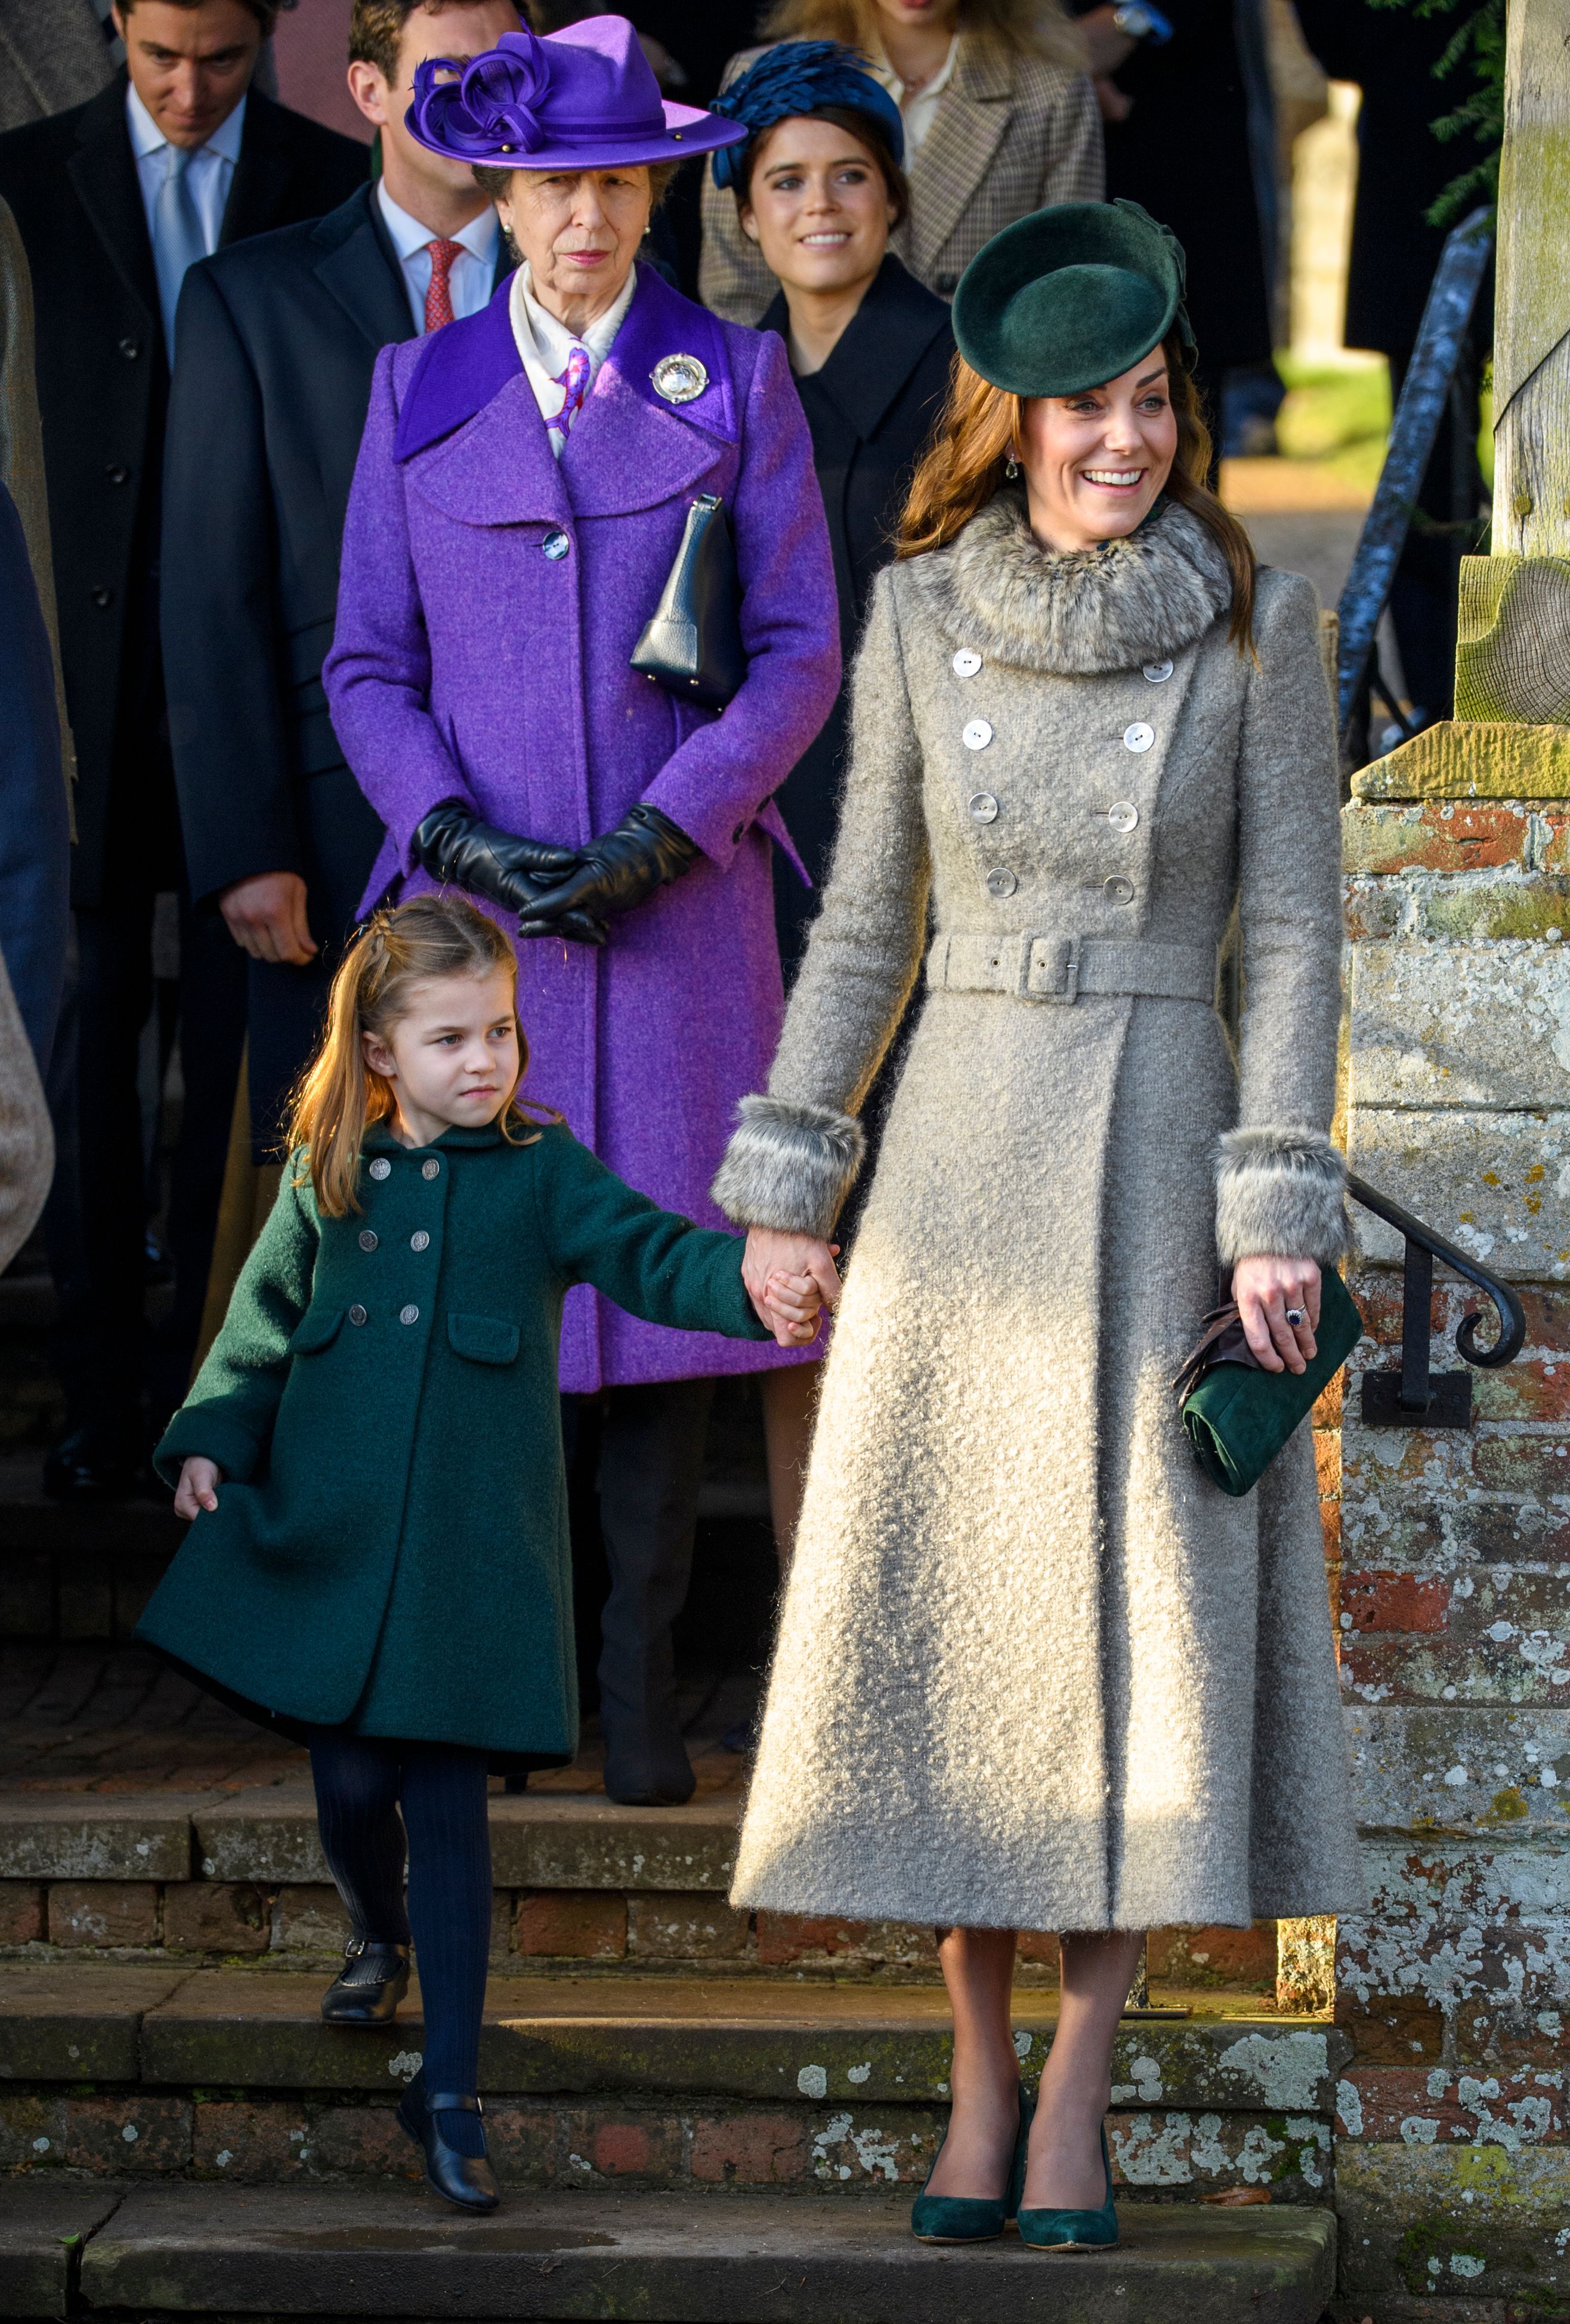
[163,0,518,1171]
[0,0,367,1496]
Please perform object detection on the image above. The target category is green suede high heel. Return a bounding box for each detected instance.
[911,2081,1033,2244]
[1016,2123,1120,2252]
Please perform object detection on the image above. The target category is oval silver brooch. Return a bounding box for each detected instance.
[651,354,708,405]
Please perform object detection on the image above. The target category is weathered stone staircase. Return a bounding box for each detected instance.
[0,1784,1342,2321]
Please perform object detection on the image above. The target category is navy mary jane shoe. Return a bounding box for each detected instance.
[1016,2123,1120,2252]
[910,2082,1034,2244]
[396,2076,500,2213]
[320,1939,409,2027]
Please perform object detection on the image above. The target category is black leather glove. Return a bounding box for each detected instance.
[514,802,699,940]
[412,802,605,945]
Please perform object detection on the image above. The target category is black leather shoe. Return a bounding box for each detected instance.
[42,1425,142,1503]
[320,1939,409,2026]
[396,2076,500,2212]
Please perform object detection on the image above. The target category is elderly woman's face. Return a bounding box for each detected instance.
[740,116,897,298]
[1016,355,1179,556]
[497,165,652,323]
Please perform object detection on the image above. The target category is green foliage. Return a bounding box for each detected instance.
[1368,0,1506,225]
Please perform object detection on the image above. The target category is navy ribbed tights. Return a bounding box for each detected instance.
[308,1730,491,2156]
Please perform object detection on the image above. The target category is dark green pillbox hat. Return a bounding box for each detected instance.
[952,198,1195,399]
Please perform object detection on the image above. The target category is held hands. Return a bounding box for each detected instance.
[744,1225,843,1348]
[1233,1254,1321,1376]
[174,1457,222,1519]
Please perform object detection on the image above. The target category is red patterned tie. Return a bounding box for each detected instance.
[424,239,463,333]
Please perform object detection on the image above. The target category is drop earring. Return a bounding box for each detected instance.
[1005,455,1020,480]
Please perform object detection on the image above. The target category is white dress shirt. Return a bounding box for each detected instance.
[508,259,639,459]
[869,33,959,152]
[127,82,243,344]
[376,182,500,335]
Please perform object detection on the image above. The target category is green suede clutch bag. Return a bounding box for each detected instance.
[1175,1267,1363,1498]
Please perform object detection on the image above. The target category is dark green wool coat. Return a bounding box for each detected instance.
[141,1120,769,1758]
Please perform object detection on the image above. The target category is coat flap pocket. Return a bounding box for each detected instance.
[447,1312,520,1365]
[287,1306,344,1356]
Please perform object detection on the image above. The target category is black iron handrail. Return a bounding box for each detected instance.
[1335,206,1494,753]
[1348,1172,1526,1421]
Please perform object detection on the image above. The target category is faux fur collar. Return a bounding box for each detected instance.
[908,492,1234,675]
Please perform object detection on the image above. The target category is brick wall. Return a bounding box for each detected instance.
[1337,790,1570,2317]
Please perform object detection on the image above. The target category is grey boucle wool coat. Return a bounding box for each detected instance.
[713,494,1364,1932]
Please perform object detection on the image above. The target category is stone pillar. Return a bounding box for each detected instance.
[1333,755,1570,2313]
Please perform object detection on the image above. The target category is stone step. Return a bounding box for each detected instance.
[0,1963,1346,2106]
[0,1787,1282,1989]
[38,2181,1339,2321]
[0,1963,1344,2204]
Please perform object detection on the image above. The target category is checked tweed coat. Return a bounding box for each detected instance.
[699,35,1103,325]
[713,495,1365,1931]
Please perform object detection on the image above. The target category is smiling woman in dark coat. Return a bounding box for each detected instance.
[713,45,954,979]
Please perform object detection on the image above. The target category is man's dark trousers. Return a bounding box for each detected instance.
[563,1381,716,1806]
[0,78,367,1468]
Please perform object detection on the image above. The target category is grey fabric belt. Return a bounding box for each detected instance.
[926,929,1218,1006]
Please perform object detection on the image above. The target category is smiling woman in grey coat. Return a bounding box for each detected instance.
[710,202,1362,2252]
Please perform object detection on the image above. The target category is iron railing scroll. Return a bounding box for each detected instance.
[1348,1173,1526,1427]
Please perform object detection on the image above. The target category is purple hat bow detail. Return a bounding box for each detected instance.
[410,30,552,159]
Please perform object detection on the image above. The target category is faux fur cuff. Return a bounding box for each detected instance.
[1215,1126,1349,1267]
[710,1095,866,1238]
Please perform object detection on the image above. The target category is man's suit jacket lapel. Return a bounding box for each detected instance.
[220,86,293,246]
[313,184,416,353]
[905,37,1013,284]
[66,77,158,335]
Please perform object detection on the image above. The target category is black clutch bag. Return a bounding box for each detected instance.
[1172,1266,1364,1498]
[631,493,746,712]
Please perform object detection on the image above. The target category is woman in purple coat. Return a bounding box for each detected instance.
[324,17,840,1808]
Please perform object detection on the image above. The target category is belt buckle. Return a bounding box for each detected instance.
[1021,934,1080,1003]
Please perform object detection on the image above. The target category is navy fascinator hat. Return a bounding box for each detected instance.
[709,41,905,192]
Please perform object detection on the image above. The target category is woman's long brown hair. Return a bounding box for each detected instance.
[897,332,1258,651]
[760,0,1084,69]
[286,893,555,1218]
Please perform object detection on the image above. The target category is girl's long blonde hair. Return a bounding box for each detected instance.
[897,332,1259,651]
[760,0,1084,69]
[287,894,555,1217]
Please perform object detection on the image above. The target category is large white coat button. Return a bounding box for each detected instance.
[963,718,993,750]
[368,1158,390,1181]
[1142,660,1174,683]
[542,530,570,560]
[953,648,982,678]
[1104,874,1136,904]
[399,1304,420,1327]
[969,793,999,824]
[1107,800,1139,833]
[1123,722,1154,752]
[985,867,1018,899]
[422,1158,440,1180]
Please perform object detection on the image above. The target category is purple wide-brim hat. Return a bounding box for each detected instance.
[407,17,747,172]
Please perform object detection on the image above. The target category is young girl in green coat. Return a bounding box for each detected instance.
[143,895,823,2214]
